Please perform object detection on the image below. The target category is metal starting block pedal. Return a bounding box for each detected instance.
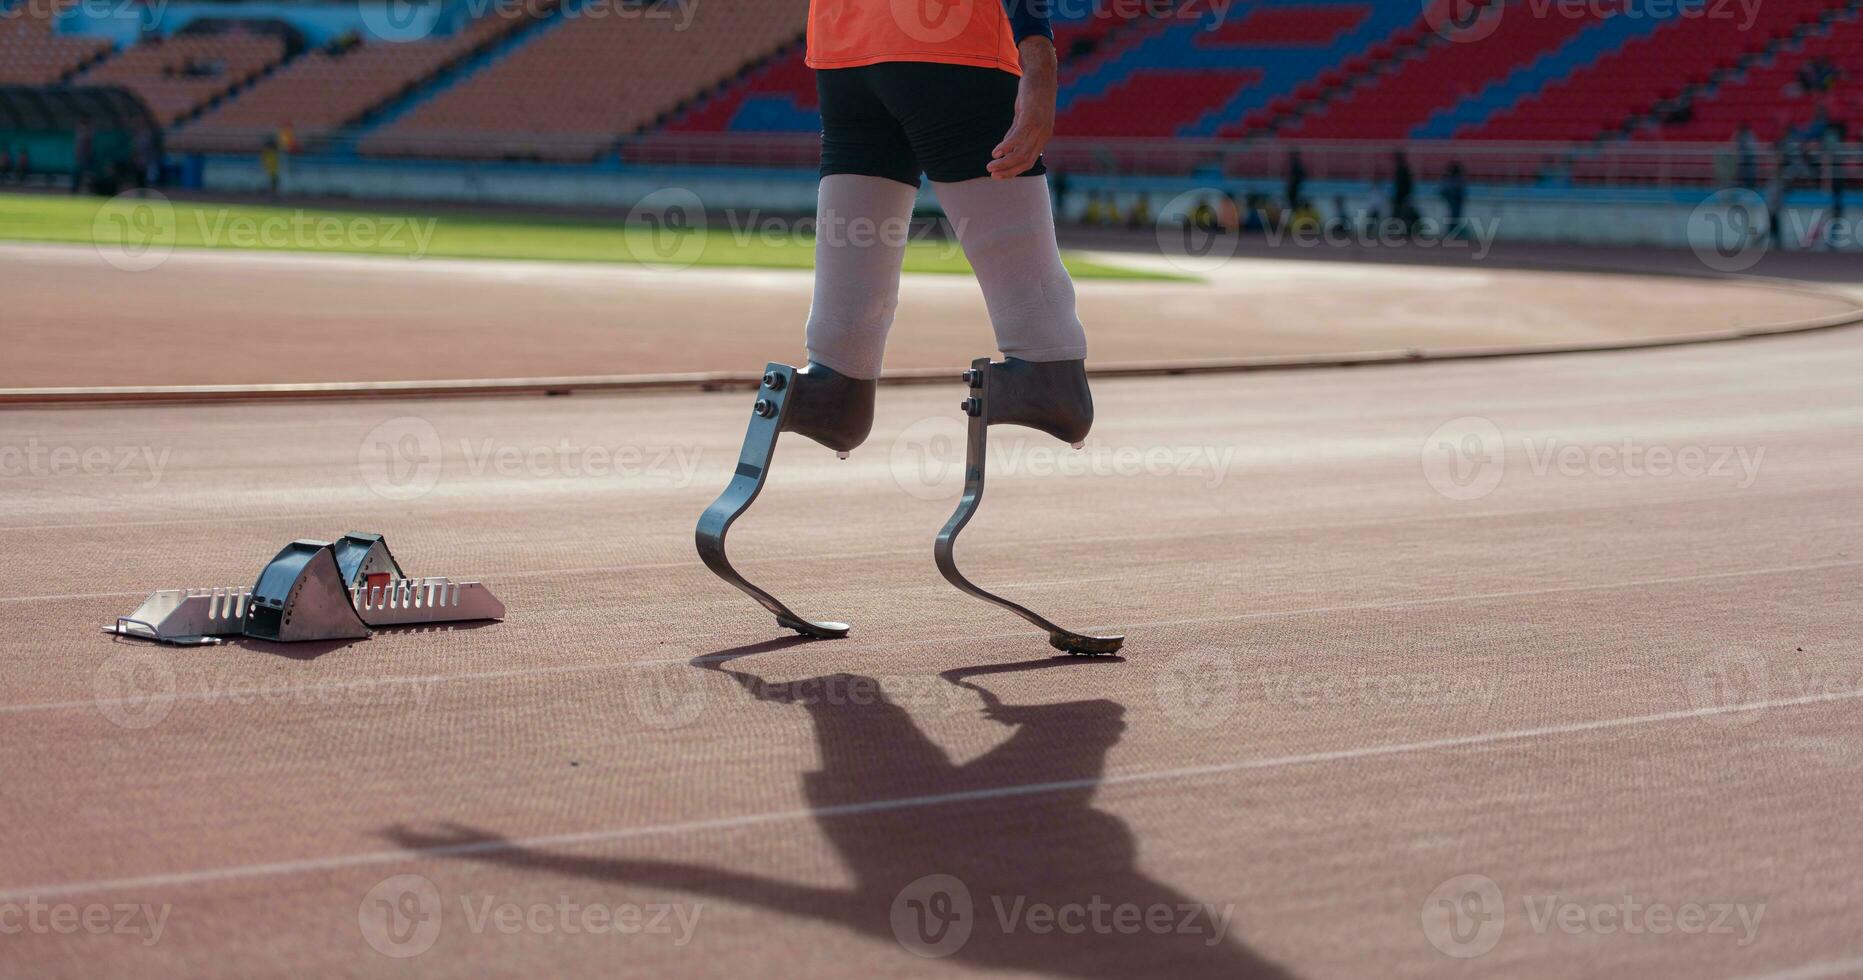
[105,533,505,645]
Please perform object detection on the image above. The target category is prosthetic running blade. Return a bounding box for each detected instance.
[695,363,851,640]
[934,357,1125,656]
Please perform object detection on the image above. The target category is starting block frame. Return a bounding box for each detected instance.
[105,533,505,646]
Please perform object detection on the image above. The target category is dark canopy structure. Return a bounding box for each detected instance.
[0,85,160,180]
[0,84,158,134]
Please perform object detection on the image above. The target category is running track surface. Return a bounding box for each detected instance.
[6,241,1860,388]
[3,327,1861,977]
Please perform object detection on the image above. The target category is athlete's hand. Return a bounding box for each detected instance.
[990,37,1057,179]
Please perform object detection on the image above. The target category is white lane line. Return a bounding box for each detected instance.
[1,558,1855,716]
[3,488,1854,604]
[0,511,356,534]
[0,589,149,603]
[1731,956,1863,980]
[1121,558,1863,632]
[1,685,1857,903]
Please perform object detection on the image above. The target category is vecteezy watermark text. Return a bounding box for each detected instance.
[358,415,705,501]
[0,898,170,947]
[1421,416,1766,501]
[0,439,170,488]
[891,874,1235,958]
[1422,874,1765,958]
[93,652,444,730]
[359,874,702,957]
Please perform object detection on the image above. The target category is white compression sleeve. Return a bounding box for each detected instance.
[803,174,919,380]
[930,174,1088,363]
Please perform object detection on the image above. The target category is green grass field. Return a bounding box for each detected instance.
[0,193,1184,280]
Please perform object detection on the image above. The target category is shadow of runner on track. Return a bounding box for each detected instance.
[384,651,1289,978]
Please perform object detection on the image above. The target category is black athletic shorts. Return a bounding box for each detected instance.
[816,61,1046,187]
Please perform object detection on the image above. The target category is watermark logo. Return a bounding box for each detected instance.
[1266,213,1499,260]
[1688,189,1770,273]
[359,872,707,953]
[1421,416,1506,501]
[1425,0,1504,43]
[1155,649,1245,729]
[891,0,973,44]
[891,874,975,958]
[4,0,173,22]
[889,416,968,501]
[358,419,703,500]
[91,191,176,272]
[1421,418,1763,501]
[360,874,444,958]
[0,438,171,488]
[94,667,441,732]
[888,417,1239,501]
[891,874,1236,955]
[358,0,435,41]
[623,187,707,270]
[1421,874,1506,958]
[1156,188,1241,274]
[190,210,440,256]
[623,661,711,729]
[1684,648,1770,727]
[0,898,170,946]
[359,416,444,501]
[1423,873,1766,958]
[92,652,178,730]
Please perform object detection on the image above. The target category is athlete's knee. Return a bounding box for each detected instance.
[806,288,899,338]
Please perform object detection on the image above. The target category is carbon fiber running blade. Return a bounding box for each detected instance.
[695,362,850,640]
[934,357,1125,656]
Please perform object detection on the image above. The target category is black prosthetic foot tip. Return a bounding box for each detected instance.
[1049,632,1126,656]
[778,615,851,640]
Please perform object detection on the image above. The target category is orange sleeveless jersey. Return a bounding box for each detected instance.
[807,0,1022,75]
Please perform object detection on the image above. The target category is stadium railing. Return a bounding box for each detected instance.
[153,129,1862,192]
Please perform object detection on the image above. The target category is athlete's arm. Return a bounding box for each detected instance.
[989,35,1058,179]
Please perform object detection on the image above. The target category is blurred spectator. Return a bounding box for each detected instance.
[1797,57,1841,95]
[1284,149,1306,213]
[1126,192,1151,230]
[1735,124,1759,190]
[134,128,161,190]
[260,135,281,199]
[1288,198,1320,233]
[1766,139,1812,247]
[1242,192,1268,233]
[1828,120,1848,220]
[1389,151,1416,234]
[1189,196,1218,232]
[1327,194,1353,235]
[71,121,92,195]
[0,146,10,185]
[1083,189,1106,226]
[1439,160,1467,232]
[1050,168,1070,217]
[1536,156,1570,186]
[1217,192,1240,233]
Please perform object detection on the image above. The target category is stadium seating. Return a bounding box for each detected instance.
[172,14,537,154]
[1461,0,1855,141]
[74,30,285,126]
[1279,0,1609,140]
[28,0,1857,163]
[1642,10,1863,142]
[662,0,1422,141]
[0,0,111,85]
[369,0,809,160]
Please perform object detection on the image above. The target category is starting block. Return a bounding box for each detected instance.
[105,533,505,646]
